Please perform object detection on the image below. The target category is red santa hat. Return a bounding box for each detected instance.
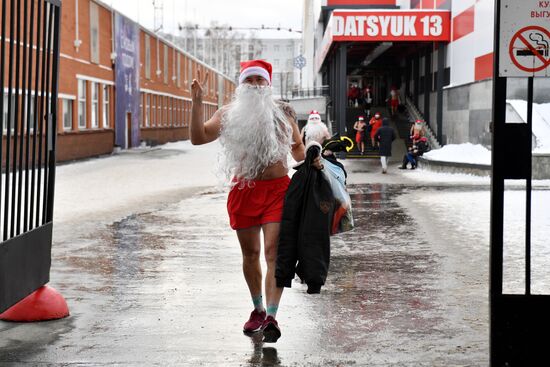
[358,116,364,120]
[238,59,272,85]
[308,110,321,122]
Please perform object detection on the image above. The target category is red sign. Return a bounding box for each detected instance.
[508,25,550,73]
[331,10,451,42]
[327,0,396,5]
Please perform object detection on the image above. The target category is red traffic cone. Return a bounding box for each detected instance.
[0,285,69,322]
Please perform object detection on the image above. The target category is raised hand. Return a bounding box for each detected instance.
[191,69,209,103]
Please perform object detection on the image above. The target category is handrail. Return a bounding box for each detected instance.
[404,96,441,150]
[291,86,329,99]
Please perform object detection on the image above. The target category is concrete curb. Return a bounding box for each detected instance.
[418,157,491,177]
[419,153,550,179]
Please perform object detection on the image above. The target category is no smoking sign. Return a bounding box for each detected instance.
[499,0,550,77]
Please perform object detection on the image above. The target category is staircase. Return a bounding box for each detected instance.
[345,106,380,159]
[404,97,441,150]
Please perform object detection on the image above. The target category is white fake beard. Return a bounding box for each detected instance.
[219,84,293,182]
[303,121,328,145]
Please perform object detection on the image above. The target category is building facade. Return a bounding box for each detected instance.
[309,0,550,147]
[180,35,302,99]
[256,38,301,99]
[2,0,236,164]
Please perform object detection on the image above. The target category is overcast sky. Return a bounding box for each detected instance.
[105,0,303,39]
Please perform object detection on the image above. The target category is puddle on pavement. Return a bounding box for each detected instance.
[1,184,495,365]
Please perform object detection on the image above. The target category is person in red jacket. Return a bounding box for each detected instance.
[369,112,383,149]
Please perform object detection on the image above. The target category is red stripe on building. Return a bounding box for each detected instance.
[452,6,475,42]
[422,0,435,9]
[475,52,494,81]
[327,0,396,5]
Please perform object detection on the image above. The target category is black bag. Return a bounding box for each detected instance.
[276,145,335,294]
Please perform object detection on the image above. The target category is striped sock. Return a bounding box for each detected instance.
[252,294,265,313]
[266,304,278,319]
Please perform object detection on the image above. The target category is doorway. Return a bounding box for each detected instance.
[126,112,132,149]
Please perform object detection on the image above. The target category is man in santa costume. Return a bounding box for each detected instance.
[190,60,319,343]
[301,110,331,145]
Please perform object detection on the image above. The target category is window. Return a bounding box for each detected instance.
[187,58,193,90]
[163,97,167,125]
[168,98,172,126]
[164,45,169,84]
[140,94,145,127]
[62,99,73,131]
[89,2,100,64]
[25,96,35,130]
[235,45,241,64]
[91,82,99,128]
[78,79,86,129]
[274,59,280,67]
[2,94,15,132]
[287,44,292,52]
[177,53,181,87]
[149,95,153,127]
[145,34,151,79]
[154,95,158,126]
[145,94,150,127]
[102,85,110,128]
[274,45,280,52]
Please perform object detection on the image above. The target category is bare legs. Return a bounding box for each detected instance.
[237,227,262,299]
[236,223,283,314]
[262,223,283,310]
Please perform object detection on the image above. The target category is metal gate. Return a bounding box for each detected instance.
[0,0,60,313]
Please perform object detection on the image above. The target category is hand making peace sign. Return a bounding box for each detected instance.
[191,69,209,103]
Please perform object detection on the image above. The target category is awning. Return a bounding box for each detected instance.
[316,9,451,72]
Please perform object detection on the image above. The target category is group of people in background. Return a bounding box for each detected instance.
[348,83,401,117]
[348,83,373,117]
[352,112,395,174]
[353,112,382,155]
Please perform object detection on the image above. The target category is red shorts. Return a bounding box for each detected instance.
[227,175,290,230]
[391,99,399,108]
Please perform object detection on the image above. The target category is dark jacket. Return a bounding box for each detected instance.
[412,139,430,157]
[276,145,334,294]
[375,119,396,156]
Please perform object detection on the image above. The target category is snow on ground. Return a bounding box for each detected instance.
[420,99,550,167]
[52,137,550,243]
[508,99,550,153]
[53,140,222,240]
[422,143,491,165]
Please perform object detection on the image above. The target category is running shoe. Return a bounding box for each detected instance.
[262,316,281,343]
[243,309,266,333]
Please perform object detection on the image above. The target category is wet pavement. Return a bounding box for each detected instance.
[2,145,549,366]
[0,177,500,366]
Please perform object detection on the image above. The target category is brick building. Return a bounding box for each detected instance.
[3,0,236,163]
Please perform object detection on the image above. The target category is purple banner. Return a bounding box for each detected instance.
[114,12,140,148]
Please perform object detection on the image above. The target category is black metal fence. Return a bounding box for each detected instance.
[291,86,329,99]
[0,0,60,313]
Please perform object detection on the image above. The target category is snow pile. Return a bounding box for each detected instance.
[508,99,550,153]
[422,142,491,165]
